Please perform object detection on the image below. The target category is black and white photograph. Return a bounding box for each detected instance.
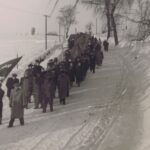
[0,0,148,150]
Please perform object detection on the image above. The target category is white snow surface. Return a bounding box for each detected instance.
[118,39,150,150]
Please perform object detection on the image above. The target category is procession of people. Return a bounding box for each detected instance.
[1,33,109,128]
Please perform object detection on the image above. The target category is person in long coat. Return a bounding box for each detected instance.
[24,64,33,103]
[0,83,4,125]
[8,82,25,128]
[32,61,44,109]
[68,59,75,87]
[99,50,104,66]
[57,70,69,105]
[21,69,33,109]
[103,40,109,52]
[89,52,96,73]
[6,73,19,98]
[74,58,82,87]
[42,72,54,112]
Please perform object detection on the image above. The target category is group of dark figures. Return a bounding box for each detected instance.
[0,34,109,128]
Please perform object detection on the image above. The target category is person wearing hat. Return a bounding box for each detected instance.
[6,73,19,98]
[89,51,96,73]
[0,82,4,125]
[74,57,82,87]
[57,69,69,105]
[103,40,109,52]
[42,71,54,112]
[8,82,25,128]
[32,60,44,109]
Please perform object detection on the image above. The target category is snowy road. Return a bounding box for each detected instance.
[0,47,143,150]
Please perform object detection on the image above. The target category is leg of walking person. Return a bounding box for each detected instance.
[0,102,3,124]
[8,118,15,128]
[20,117,24,126]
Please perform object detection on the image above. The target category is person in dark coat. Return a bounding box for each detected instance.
[99,50,104,66]
[24,64,33,102]
[8,82,25,128]
[89,52,96,73]
[68,59,75,87]
[103,40,109,52]
[20,68,33,109]
[6,73,19,98]
[81,55,89,81]
[42,71,54,112]
[32,60,44,109]
[74,58,82,87]
[57,69,69,105]
[0,83,4,125]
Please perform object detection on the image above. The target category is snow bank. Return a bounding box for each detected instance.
[119,41,150,150]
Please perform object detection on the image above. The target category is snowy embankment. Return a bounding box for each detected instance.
[117,40,150,150]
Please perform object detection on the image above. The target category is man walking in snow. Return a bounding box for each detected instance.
[42,71,54,112]
[103,40,109,52]
[57,69,70,105]
[32,60,44,109]
[8,82,25,128]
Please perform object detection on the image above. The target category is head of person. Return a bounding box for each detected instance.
[35,60,40,66]
[28,63,33,68]
[12,73,17,79]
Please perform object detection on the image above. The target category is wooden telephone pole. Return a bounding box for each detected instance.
[44,15,50,50]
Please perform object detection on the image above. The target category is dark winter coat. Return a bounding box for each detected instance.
[42,77,54,100]
[103,41,109,51]
[96,50,104,66]
[89,53,96,67]
[57,73,69,99]
[68,62,75,83]
[0,88,4,118]
[75,61,82,83]
[21,77,32,106]
[6,78,19,97]
[32,76,41,105]
[10,88,24,119]
[33,65,43,78]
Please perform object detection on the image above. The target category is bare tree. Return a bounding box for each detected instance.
[82,0,134,45]
[117,0,150,41]
[57,5,77,38]
[135,0,150,40]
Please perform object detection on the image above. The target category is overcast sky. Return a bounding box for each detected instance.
[0,0,101,35]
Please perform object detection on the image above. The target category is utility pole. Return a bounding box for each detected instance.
[44,15,50,50]
[16,53,19,69]
[75,27,77,34]
[59,22,61,42]
[44,15,48,50]
[96,18,98,36]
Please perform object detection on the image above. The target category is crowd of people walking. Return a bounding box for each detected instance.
[0,33,109,128]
